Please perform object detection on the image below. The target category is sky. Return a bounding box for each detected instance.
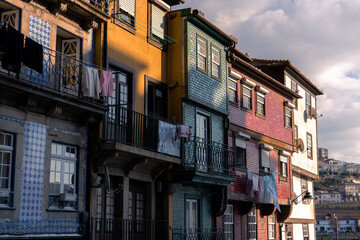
[174,0,360,163]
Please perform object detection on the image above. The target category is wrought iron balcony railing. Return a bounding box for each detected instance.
[172,228,224,240]
[103,105,180,157]
[90,218,168,240]
[182,137,235,176]
[88,0,110,14]
[0,47,104,106]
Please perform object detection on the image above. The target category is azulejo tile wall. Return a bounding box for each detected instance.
[0,116,82,235]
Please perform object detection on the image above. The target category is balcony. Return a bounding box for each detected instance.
[0,47,107,121]
[90,218,168,240]
[100,106,181,167]
[172,228,223,240]
[172,138,235,186]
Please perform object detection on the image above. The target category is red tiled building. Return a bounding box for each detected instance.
[217,49,300,240]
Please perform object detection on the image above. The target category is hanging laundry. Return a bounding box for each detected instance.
[23,37,43,73]
[0,25,23,73]
[263,175,271,203]
[247,170,255,198]
[252,173,259,192]
[258,176,265,202]
[83,66,100,99]
[176,125,191,140]
[268,172,281,212]
[100,70,114,97]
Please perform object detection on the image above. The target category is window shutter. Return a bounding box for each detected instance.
[280,155,287,163]
[151,4,165,39]
[235,138,246,149]
[119,0,135,16]
[261,149,270,168]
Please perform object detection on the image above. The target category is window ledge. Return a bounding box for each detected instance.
[147,37,165,51]
[113,18,136,35]
[255,113,266,120]
[47,208,80,213]
[279,176,288,183]
[285,126,293,131]
[241,106,253,114]
[0,206,15,210]
[229,101,238,107]
[234,166,247,173]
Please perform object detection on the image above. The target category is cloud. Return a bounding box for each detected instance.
[174,0,360,162]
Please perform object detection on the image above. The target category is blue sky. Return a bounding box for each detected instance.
[174,0,360,162]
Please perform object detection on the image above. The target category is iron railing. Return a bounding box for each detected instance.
[172,228,224,240]
[182,137,234,176]
[90,218,168,240]
[88,0,110,14]
[103,105,180,156]
[0,47,104,105]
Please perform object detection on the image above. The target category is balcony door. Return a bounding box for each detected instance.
[61,39,80,89]
[128,181,147,240]
[196,113,209,172]
[186,199,199,235]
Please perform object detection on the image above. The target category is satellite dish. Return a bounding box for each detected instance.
[105,166,111,194]
[297,138,305,152]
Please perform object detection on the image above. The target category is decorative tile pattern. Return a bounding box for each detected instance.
[20,122,47,221]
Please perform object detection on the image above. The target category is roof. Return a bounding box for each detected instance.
[252,58,323,95]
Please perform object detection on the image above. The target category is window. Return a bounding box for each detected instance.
[242,85,252,109]
[256,92,265,116]
[0,131,14,207]
[280,155,288,178]
[305,92,311,116]
[301,177,308,194]
[49,143,77,195]
[235,147,246,168]
[303,224,309,240]
[211,47,220,78]
[260,144,272,172]
[228,77,237,103]
[197,37,207,71]
[119,0,136,26]
[294,125,298,150]
[186,198,199,230]
[291,80,298,107]
[223,204,234,240]
[268,214,276,240]
[248,208,257,240]
[151,3,167,40]
[285,106,292,128]
[307,133,313,159]
[286,223,293,240]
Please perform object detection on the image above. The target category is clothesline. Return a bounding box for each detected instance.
[0,21,110,72]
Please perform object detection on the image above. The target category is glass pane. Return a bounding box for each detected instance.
[5,134,12,146]
[50,172,55,183]
[0,133,4,145]
[56,161,61,171]
[56,144,62,155]
[64,162,69,173]
[3,152,10,165]
[55,173,61,183]
[0,179,8,188]
[2,166,9,177]
[50,160,56,171]
[70,163,75,173]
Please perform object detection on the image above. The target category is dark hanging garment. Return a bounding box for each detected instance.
[2,25,23,73]
[23,37,43,73]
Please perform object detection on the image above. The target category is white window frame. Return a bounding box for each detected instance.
[49,143,77,195]
[211,47,220,78]
[268,214,276,240]
[256,92,265,116]
[197,37,207,71]
[305,92,311,116]
[242,85,252,109]
[285,106,292,128]
[303,224,309,240]
[228,77,237,103]
[223,204,234,240]
[248,208,257,240]
[0,131,14,197]
[280,155,288,178]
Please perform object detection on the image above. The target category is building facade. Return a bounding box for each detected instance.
[0,0,109,238]
[314,191,342,204]
[252,59,323,240]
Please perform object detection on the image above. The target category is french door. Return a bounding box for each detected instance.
[186,199,199,235]
[196,113,209,172]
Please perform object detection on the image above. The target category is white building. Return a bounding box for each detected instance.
[318,147,329,159]
[314,191,342,204]
[316,215,357,233]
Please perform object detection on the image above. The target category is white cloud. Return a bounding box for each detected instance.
[174,0,360,162]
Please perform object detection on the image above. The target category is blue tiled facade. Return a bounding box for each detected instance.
[0,116,84,235]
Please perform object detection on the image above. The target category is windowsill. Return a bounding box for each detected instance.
[0,206,15,210]
[229,101,238,107]
[147,36,165,51]
[241,106,253,113]
[211,75,220,82]
[47,208,79,213]
[255,113,266,120]
[279,176,288,183]
[196,67,208,75]
[285,126,293,131]
[113,18,136,35]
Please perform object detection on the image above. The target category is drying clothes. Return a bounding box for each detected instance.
[268,172,281,212]
[247,170,255,198]
[23,37,43,73]
[176,125,191,140]
[83,66,100,98]
[0,25,23,73]
[100,70,114,97]
[252,173,259,192]
[258,176,265,202]
[263,176,271,204]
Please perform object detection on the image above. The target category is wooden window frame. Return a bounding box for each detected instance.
[305,92,311,118]
[223,204,234,240]
[268,214,276,240]
[211,45,221,80]
[255,91,266,118]
[291,79,298,109]
[279,155,288,181]
[284,106,293,129]
[286,223,293,240]
[241,84,252,112]
[248,208,257,240]
[306,132,313,160]
[228,76,238,104]
[196,36,208,73]
[302,224,309,240]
